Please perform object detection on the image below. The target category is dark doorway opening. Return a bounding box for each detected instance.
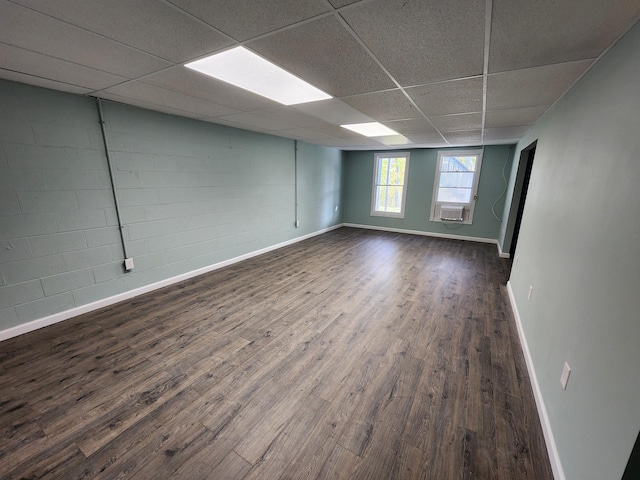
[623,431,640,479]
[509,141,537,257]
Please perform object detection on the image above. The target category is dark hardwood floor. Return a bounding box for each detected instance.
[0,227,553,479]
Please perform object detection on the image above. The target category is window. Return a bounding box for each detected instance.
[371,152,410,218]
[430,149,483,224]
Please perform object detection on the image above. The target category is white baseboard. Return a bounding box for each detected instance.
[343,223,502,248]
[506,281,565,480]
[0,224,342,342]
[497,242,511,258]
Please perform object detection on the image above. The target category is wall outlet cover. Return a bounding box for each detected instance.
[124,258,135,271]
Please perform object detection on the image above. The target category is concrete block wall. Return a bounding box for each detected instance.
[0,79,343,333]
[0,82,114,328]
[296,141,342,234]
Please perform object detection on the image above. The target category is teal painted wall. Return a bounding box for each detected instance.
[0,80,342,331]
[343,145,513,240]
[296,141,343,235]
[499,21,640,480]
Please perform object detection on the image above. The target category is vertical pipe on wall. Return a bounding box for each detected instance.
[294,140,299,228]
[96,98,129,259]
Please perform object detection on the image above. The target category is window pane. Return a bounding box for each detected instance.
[377,158,389,184]
[439,172,474,188]
[375,185,387,211]
[372,152,409,217]
[375,185,404,212]
[388,158,406,185]
[437,187,472,203]
[441,155,477,172]
[377,157,406,186]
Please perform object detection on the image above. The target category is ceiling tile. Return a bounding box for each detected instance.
[208,117,275,136]
[292,99,373,125]
[10,0,232,63]
[0,69,92,95]
[485,105,550,128]
[406,78,483,117]
[381,119,440,136]
[141,67,281,112]
[375,134,414,147]
[101,82,241,117]
[321,137,387,149]
[490,0,640,72]
[277,128,336,141]
[313,124,367,139]
[328,0,362,7]
[483,126,531,141]
[486,60,593,111]
[442,130,482,145]
[166,0,330,41]
[98,93,204,119]
[0,2,171,78]
[403,133,449,147]
[251,108,330,128]
[341,89,421,121]
[213,112,295,131]
[482,138,518,146]
[0,42,128,91]
[429,113,483,132]
[1,0,636,151]
[248,15,394,97]
[342,0,485,85]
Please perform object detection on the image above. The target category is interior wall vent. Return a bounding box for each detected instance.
[440,205,464,221]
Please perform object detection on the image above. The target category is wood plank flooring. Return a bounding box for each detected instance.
[0,227,554,479]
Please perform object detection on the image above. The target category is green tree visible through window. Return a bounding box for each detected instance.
[371,152,410,217]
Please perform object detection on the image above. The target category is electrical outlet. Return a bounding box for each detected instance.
[528,285,533,301]
[295,220,299,228]
[561,362,571,390]
[124,257,134,271]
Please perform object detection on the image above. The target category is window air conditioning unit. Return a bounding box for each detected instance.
[440,205,464,221]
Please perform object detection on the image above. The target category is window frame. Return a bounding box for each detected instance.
[370,151,411,219]
[430,149,483,225]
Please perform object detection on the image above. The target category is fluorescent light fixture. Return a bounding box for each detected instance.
[378,134,413,146]
[185,46,332,106]
[341,122,399,137]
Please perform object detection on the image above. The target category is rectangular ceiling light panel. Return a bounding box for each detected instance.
[341,122,399,137]
[185,47,332,106]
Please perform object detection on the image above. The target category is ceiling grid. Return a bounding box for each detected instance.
[1,0,639,149]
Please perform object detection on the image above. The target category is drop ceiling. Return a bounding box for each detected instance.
[1,0,639,150]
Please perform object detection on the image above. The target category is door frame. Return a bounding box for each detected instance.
[503,140,537,258]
